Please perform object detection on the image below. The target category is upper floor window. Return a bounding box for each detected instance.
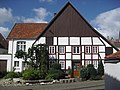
[85,46,91,54]
[73,46,80,54]
[49,46,55,54]
[17,41,26,51]
[92,46,98,53]
[59,46,65,54]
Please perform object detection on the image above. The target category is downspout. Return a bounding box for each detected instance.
[11,39,14,71]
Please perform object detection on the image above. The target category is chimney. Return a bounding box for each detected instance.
[54,13,57,16]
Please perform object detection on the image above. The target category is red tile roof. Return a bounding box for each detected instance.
[105,51,120,59]
[7,23,48,39]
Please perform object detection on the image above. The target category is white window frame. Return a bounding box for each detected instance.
[14,61,19,67]
[59,46,65,54]
[85,46,91,54]
[92,46,98,54]
[59,61,65,69]
[49,46,55,54]
[17,41,26,51]
[73,46,80,54]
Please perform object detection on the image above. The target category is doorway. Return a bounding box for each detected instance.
[73,62,81,77]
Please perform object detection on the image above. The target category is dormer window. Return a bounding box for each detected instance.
[17,41,26,51]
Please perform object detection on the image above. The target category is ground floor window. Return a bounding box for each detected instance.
[59,61,65,69]
[85,60,91,67]
[14,61,19,67]
[93,60,98,69]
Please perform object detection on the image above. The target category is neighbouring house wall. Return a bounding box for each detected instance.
[8,39,36,72]
[0,54,12,72]
[105,62,120,90]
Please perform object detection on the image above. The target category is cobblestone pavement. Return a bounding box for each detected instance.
[0,80,104,90]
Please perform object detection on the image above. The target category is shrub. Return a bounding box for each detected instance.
[98,60,104,76]
[80,67,89,80]
[22,68,41,80]
[51,63,61,70]
[46,69,64,80]
[4,71,20,79]
[46,63,65,80]
[87,64,97,79]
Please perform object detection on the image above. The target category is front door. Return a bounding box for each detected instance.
[73,62,81,77]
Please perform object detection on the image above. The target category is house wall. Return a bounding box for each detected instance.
[0,54,12,71]
[105,62,120,90]
[36,36,117,70]
[8,39,36,72]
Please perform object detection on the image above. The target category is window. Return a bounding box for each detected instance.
[85,46,91,54]
[17,41,26,51]
[59,46,65,54]
[49,46,55,54]
[59,61,65,69]
[14,61,19,67]
[92,46,98,53]
[73,46,80,54]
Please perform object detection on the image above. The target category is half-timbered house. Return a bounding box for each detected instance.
[33,2,118,77]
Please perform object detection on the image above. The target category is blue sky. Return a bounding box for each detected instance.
[0,0,120,39]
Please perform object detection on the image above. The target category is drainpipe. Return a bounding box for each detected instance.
[11,39,14,71]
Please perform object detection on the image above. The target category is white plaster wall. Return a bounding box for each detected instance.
[37,37,46,44]
[70,37,80,45]
[93,37,103,45]
[81,37,92,45]
[82,60,84,66]
[82,53,84,59]
[85,55,91,59]
[82,46,84,52]
[113,48,117,53]
[99,46,105,52]
[9,39,36,72]
[72,55,80,59]
[99,53,105,59]
[58,37,68,45]
[66,46,71,52]
[53,37,57,45]
[66,60,71,69]
[105,62,120,89]
[59,55,65,59]
[66,53,71,59]
[105,63,120,81]
[93,55,98,59]
[8,40,13,54]
[56,46,58,52]
[0,54,12,71]
[100,37,111,47]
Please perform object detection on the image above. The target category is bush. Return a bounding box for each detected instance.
[4,71,21,79]
[51,63,61,70]
[46,69,64,80]
[80,67,89,80]
[80,64,97,80]
[87,64,97,79]
[22,68,41,80]
[46,63,65,80]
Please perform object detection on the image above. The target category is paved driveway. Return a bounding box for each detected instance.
[0,80,104,90]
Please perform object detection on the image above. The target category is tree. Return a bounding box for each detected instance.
[15,44,49,72]
[98,60,104,76]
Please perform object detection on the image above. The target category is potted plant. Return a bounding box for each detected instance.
[67,69,72,78]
